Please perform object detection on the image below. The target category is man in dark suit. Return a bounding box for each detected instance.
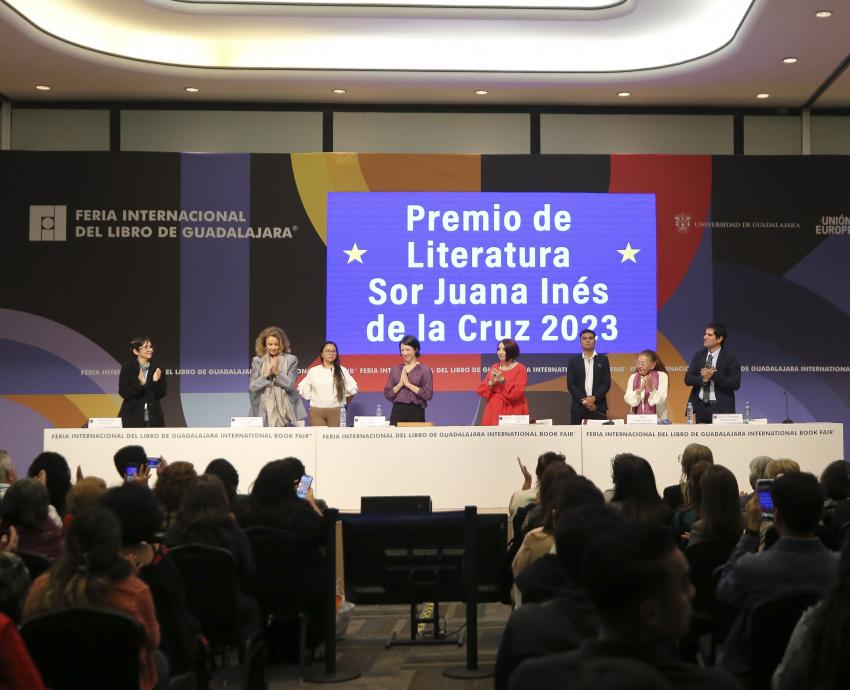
[684,323,741,424]
[566,329,611,425]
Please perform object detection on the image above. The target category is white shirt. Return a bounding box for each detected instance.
[583,351,597,397]
[706,346,721,402]
[298,364,358,409]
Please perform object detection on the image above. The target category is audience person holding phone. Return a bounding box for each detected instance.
[623,350,669,420]
[298,340,358,427]
[118,336,167,428]
[477,339,529,426]
[249,326,305,427]
[383,335,433,425]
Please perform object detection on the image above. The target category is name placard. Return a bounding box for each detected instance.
[713,413,744,425]
[499,415,530,426]
[88,417,122,429]
[230,417,264,428]
[627,414,658,426]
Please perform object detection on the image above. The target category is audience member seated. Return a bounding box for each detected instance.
[0,528,30,623]
[235,457,325,649]
[0,479,63,561]
[515,476,604,604]
[508,451,567,521]
[819,459,850,548]
[688,465,743,547]
[495,503,622,690]
[609,454,670,525]
[113,445,149,481]
[0,611,47,690]
[62,476,107,531]
[26,452,71,523]
[0,450,16,499]
[165,475,255,591]
[153,461,197,528]
[672,460,711,546]
[663,443,713,511]
[204,458,243,509]
[23,507,164,690]
[508,521,739,690]
[773,530,850,690]
[512,463,575,580]
[740,455,773,508]
[715,472,839,678]
[101,482,202,678]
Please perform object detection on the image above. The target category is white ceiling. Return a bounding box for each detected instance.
[0,0,847,107]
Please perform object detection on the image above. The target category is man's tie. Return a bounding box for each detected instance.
[701,353,712,403]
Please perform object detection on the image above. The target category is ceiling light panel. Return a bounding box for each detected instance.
[6,0,754,73]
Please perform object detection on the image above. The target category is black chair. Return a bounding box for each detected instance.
[15,550,51,581]
[706,565,741,664]
[169,544,264,690]
[243,526,311,673]
[686,539,736,614]
[21,608,142,690]
[750,591,821,690]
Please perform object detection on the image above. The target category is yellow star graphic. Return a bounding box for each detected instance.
[344,243,367,264]
[617,242,640,263]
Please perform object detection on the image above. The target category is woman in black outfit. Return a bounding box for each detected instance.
[118,336,167,428]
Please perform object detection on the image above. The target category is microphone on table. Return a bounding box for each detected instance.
[782,391,794,424]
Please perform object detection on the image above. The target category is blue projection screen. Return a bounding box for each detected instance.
[327,192,656,354]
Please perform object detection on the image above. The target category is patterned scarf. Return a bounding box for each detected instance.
[631,370,660,414]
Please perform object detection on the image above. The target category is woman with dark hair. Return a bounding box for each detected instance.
[166,475,255,588]
[298,340,359,427]
[23,506,162,690]
[671,460,711,543]
[153,461,197,528]
[249,326,306,427]
[204,458,241,509]
[774,531,850,690]
[610,454,669,524]
[477,339,529,426]
[623,349,669,420]
[27,451,72,518]
[118,336,167,428]
[383,335,434,425]
[688,465,743,547]
[0,478,63,560]
[101,482,201,678]
[820,459,850,548]
[512,462,576,578]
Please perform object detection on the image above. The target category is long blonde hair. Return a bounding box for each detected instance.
[254,326,291,357]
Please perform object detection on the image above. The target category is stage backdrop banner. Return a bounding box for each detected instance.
[2,152,850,468]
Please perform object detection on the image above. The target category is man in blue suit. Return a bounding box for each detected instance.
[684,323,741,424]
[567,329,611,425]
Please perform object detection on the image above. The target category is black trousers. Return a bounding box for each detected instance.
[390,402,426,425]
[693,399,719,424]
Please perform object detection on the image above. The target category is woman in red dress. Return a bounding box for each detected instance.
[477,339,529,426]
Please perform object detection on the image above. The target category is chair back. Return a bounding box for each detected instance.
[21,608,142,690]
[750,591,821,690]
[169,543,240,645]
[16,550,52,581]
[243,526,303,617]
[685,539,735,613]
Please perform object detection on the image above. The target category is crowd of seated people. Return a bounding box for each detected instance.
[1,443,850,690]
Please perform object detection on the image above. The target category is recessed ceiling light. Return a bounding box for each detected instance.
[474,89,489,95]
[782,57,798,64]
[756,93,770,99]
[184,87,199,93]
[332,89,346,94]
[617,91,631,97]
[815,10,832,18]
[35,85,51,91]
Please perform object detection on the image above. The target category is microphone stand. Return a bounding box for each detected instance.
[782,391,794,424]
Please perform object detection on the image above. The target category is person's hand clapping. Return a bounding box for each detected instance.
[152,368,162,382]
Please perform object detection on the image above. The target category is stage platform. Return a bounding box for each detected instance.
[44,423,843,511]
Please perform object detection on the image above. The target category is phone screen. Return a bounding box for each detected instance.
[757,486,775,516]
[296,474,313,499]
[146,457,160,468]
[125,465,139,481]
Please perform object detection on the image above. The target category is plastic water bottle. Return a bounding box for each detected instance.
[743,401,751,424]
[686,402,694,425]
[375,403,383,418]
[339,405,347,427]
